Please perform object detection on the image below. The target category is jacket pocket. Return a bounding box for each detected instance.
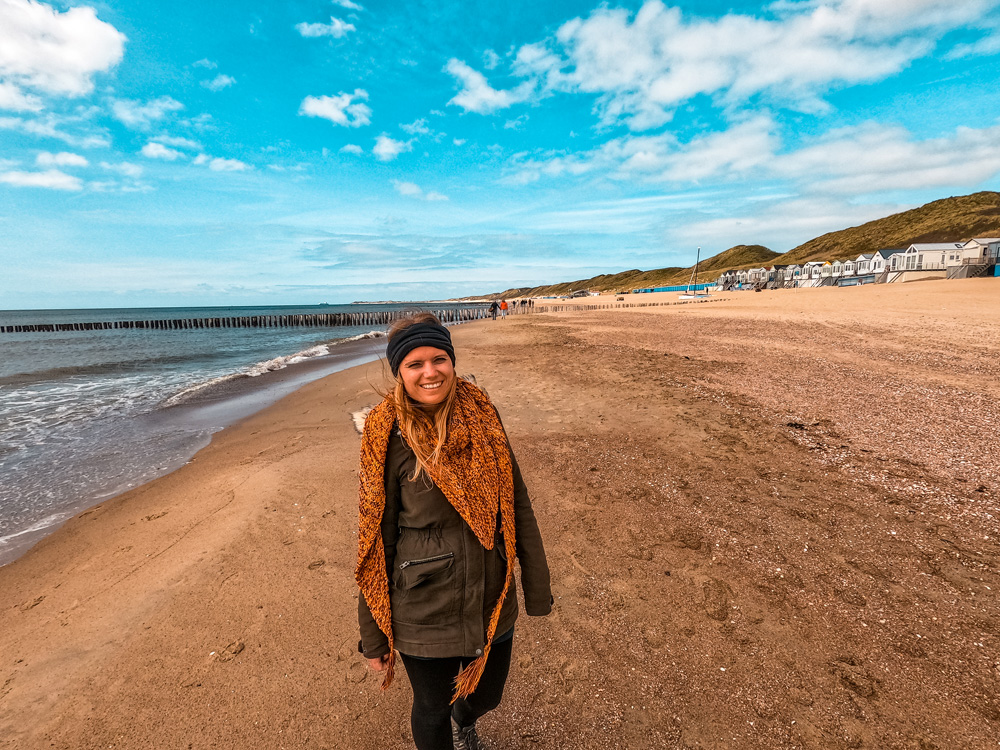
[392,547,459,625]
[397,552,454,589]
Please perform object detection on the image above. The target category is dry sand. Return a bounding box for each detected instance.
[1,278,998,749]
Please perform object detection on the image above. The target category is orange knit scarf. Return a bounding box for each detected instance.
[356,379,516,700]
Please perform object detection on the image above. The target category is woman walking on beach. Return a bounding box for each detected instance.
[356,312,552,750]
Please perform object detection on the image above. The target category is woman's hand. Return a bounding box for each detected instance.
[368,654,391,672]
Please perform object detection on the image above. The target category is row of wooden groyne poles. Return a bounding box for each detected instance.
[0,306,494,334]
[0,298,720,334]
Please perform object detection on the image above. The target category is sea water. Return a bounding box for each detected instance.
[0,303,478,565]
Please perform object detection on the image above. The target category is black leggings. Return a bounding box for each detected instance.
[398,637,513,750]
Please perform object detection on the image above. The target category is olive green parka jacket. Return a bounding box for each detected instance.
[358,427,552,659]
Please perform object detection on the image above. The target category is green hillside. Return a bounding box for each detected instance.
[775,191,1000,264]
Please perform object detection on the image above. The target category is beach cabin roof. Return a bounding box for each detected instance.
[906,243,964,252]
[803,260,825,267]
[967,237,1000,244]
[875,248,903,259]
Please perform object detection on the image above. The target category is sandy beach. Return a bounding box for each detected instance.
[1,278,998,749]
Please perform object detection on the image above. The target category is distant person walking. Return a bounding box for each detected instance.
[499,300,508,319]
[356,312,552,750]
[489,300,499,321]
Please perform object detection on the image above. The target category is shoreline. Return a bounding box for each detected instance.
[0,333,388,568]
[1,280,998,748]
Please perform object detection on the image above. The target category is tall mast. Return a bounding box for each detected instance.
[688,246,701,293]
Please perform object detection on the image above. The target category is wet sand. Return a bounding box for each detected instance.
[1,278,998,749]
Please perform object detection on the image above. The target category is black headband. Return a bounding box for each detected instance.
[386,322,455,376]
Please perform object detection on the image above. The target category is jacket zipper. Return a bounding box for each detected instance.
[399,552,454,570]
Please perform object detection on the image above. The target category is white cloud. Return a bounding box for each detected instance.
[392,179,448,201]
[676,195,899,250]
[36,150,87,167]
[373,134,412,162]
[508,113,1000,201]
[392,180,422,197]
[113,96,184,129]
[333,0,363,9]
[0,168,82,190]
[0,114,110,148]
[444,58,534,114]
[207,157,249,171]
[401,118,431,135]
[340,143,363,155]
[0,81,42,111]
[0,0,124,104]
[152,134,200,150]
[504,117,777,184]
[483,49,501,70]
[504,115,527,130]
[141,142,183,160]
[191,153,248,171]
[201,74,235,91]
[100,161,143,178]
[299,89,371,127]
[658,117,778,182]
[192,58,217,69]
[944,24,1000,58]
[774,122,1000,194]
[506,0,1000,130]
[296,17,355,38]
[453,138,466,146]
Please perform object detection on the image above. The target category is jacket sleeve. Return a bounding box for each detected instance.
[357,443,401,659]
[510,447,553,616]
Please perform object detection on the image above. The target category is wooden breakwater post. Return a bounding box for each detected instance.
[0,304,534,334]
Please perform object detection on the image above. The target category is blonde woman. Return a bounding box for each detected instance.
[356,312,552,749]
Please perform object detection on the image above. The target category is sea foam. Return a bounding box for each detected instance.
[162,330,384,406]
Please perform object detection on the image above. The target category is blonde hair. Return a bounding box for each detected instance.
[387,312,457,481]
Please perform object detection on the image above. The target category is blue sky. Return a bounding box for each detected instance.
[2,0,1000,308]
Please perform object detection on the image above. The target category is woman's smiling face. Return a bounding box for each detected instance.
[398,346,455,406]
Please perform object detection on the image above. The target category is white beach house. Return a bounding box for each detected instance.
[961,237,1000,264]
[891,243,963,271]
[803,261,823,280]
[855,253,874,274]
[870,249,902,274]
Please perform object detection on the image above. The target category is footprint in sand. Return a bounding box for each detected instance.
[215,640,245,662]
[701,578,732,622]
[19,596,45,611]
